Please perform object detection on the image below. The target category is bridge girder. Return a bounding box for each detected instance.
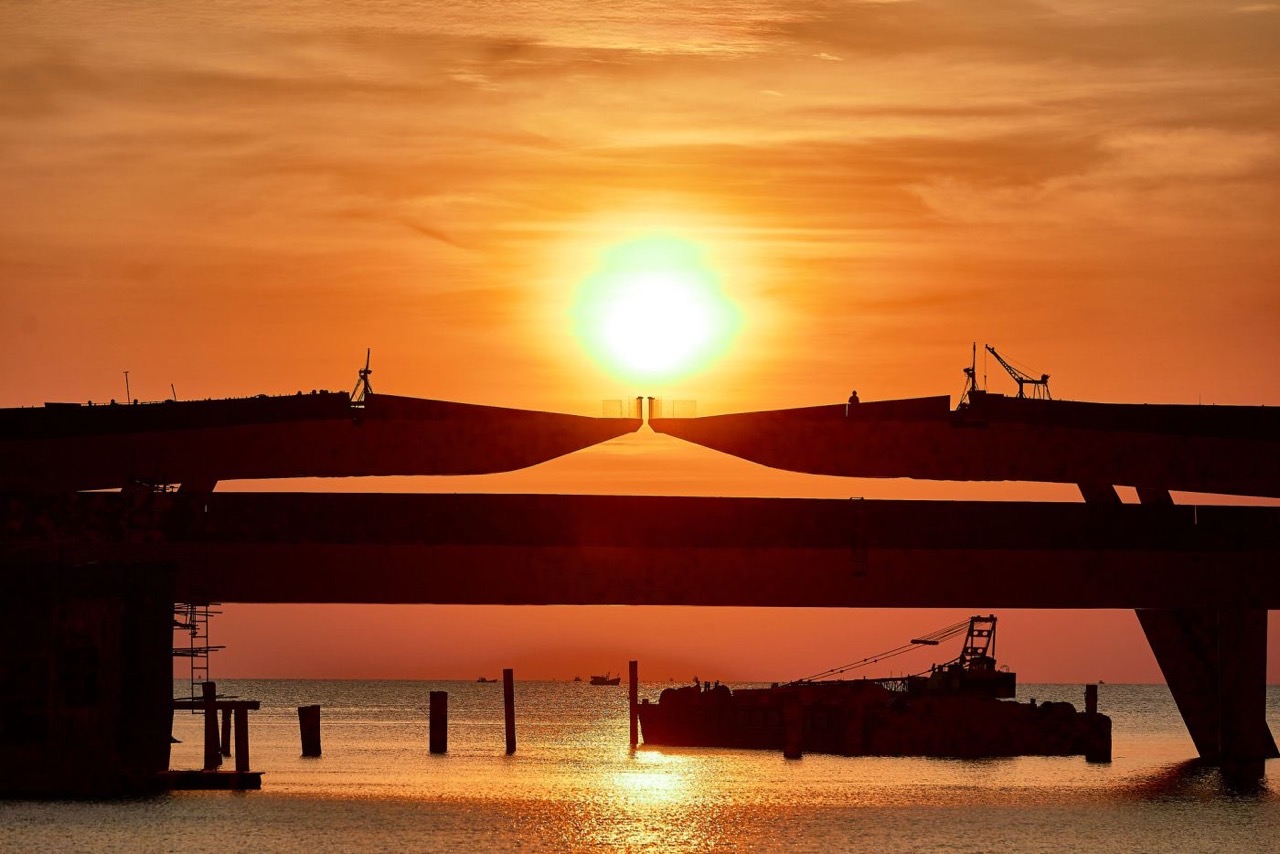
[5,492,1276,609]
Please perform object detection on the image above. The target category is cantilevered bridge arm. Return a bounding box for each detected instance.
[650,394,1280,499]
[0,393,642,492]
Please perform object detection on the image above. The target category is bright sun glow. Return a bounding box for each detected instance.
[573,235,739,383]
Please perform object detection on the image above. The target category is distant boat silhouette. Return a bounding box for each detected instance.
[590,672,621,686]
[573,676,583,682]
[476,677,497,683]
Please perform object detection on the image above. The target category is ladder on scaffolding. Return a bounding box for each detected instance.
[173,603,225,709]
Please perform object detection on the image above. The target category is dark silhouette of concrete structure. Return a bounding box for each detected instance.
[0,392,644,493]
[649,391,1280,498]
[1,386,1276,794]
[649,390,1280,781]
[0,391,640,797]
[6,492,1272,608]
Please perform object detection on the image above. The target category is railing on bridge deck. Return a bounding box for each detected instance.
[649,398,697,419]
[601,398,646,419]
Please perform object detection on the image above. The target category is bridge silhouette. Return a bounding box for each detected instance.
[1,388,1276,795]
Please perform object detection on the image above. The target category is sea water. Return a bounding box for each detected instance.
[2,681,1278,852]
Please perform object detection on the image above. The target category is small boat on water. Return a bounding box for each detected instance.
[477,677,497,683]
[637,615,1111,761]
[590,672,621,686]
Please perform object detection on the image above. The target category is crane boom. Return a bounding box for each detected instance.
[984,345,1051,400]
[351,349,374,405]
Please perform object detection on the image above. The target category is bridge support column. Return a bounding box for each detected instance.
[0,563,175,798]
[1137,607,1278,780]
[1077,483,1277,781]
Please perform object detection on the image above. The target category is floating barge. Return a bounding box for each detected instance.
[638,616,1111,761]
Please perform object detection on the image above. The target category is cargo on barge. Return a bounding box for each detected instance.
[637,615,1111,761]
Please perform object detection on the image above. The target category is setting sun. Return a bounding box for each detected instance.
[572,235,739,384]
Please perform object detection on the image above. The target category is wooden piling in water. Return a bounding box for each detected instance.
[202,681,221,770]
[503,668,516,755]
[171,696,262,788]
[233,707,250,773]
[220,708,232,757]
[429,691,448,754]
[628,660,639,748]
[1085,683,1098,715]
[299,705,322,757]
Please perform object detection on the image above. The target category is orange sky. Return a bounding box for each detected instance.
[3,1,1279,682]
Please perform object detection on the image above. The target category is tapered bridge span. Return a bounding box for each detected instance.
[0,391,643,492]
[650,390,1280,499]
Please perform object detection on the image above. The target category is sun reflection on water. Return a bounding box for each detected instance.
[612,750,689,805]
[145,682,1280,853]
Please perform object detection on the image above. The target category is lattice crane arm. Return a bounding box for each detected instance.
[984,345,1051,400]
[985,345,1030,383]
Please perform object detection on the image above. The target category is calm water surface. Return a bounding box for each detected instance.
[2,681,1278,851]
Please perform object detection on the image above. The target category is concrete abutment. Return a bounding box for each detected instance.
[0,563,174,798]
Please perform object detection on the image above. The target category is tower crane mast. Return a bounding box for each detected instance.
[985,345,1051,400]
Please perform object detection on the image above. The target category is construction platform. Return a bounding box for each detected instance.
[161,770,263,791]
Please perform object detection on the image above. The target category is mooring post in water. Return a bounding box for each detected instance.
[629,660,639,748]
[234,706,250,773]
[202,681,221,770]
[783,698,804,760]
[429,691,448,755]
[220,708,232,757]
[503,668,516,755]
[299,705,322,757]
[1081,684,1111,763]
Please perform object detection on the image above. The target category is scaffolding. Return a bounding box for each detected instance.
[173,603,224,708]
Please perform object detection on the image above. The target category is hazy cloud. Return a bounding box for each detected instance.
[778,1,1280,69]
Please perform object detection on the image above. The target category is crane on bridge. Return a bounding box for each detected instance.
[960,342,980,406]
[986,345,1051,400]
[351,349,374,405]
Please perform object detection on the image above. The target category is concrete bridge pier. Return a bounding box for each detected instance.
[1137,607,1278,781]
[0,563,175,797]
[1077,483,1277,781]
